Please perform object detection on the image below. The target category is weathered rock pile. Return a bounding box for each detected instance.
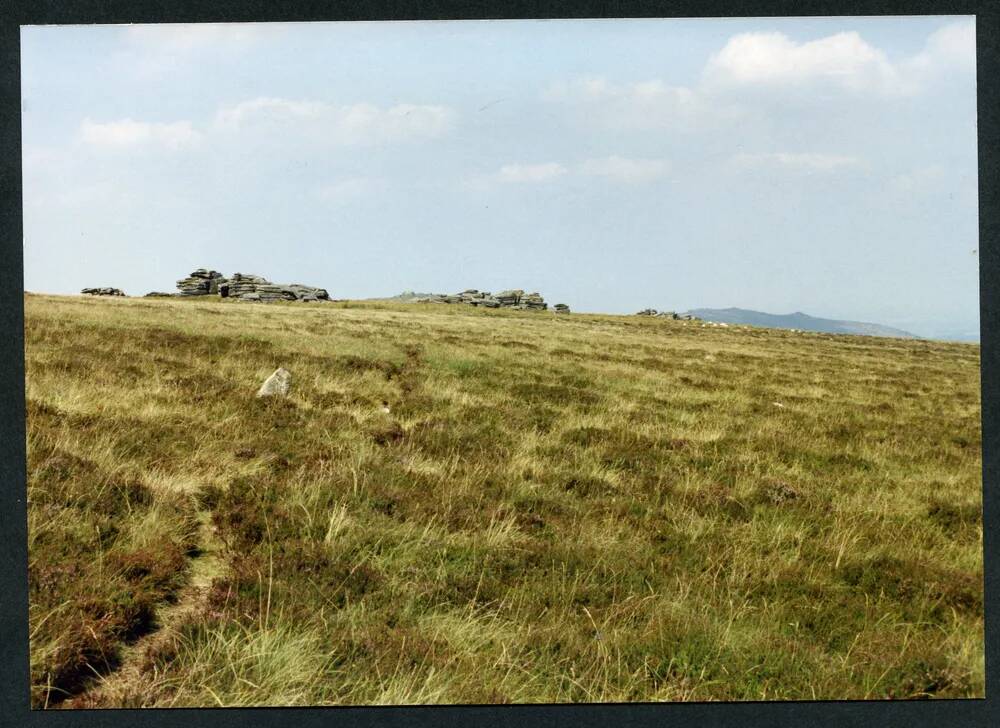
[553,303,571,314]
[155,269,331,303]
[176,269,225,296]
[519,292,547,310]
[222,273,330,303]
[414,289,555,311]
[225,273,292,302]
[636,309,698,320]
[81,287,126,297]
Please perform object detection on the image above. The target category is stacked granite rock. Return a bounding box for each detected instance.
[493,289,523,306]
[518,292,547,310]
[176,269,225,296]
[81,287,126,297]
[221,273,330,303]
[553,303,570,314]
[223,273,269,299]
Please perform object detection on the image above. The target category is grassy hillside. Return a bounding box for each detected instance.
[24,293,983,707]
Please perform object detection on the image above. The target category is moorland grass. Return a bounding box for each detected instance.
[24,293,983,706]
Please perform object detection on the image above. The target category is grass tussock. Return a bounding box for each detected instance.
[24,293,983,706]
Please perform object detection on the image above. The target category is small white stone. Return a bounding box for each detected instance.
[257,367,291,397]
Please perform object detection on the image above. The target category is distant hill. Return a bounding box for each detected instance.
[685,307,920,339]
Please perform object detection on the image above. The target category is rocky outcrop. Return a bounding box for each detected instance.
[222,273,269,299]
[519,292,547,310]
[222,273,329,303]
[176,269,225,296]
[171,269,330,303]
[81,287,126,297]
[412,288,553,311]
[553,303,570,314]
[636,309,698,320]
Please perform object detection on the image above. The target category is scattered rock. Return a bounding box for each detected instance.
[144,292,176,298]
[553,303,571,314]
[409,288,553,311]
[256,367,292,397]
[81,287,126,297]
[636,309,699,320]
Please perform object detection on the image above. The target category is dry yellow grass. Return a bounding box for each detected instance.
[24,292,982,706]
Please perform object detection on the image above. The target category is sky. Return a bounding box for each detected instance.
[20,17,979,340]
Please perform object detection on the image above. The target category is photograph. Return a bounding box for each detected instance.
[19,15,983,708]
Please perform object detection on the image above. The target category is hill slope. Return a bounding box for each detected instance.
[686,307,919,339]
[24,294,982,706]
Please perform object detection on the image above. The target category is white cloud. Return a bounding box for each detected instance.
[704,31,905,93]
[578,155,670,183]
[546,22,975,136]
[214,98,326,127]
[214,97,455,145]
[544,77,727,131]
[704,22,974,95]
[498,162,568,183]
[80,118,201,149]
[78,97,456,157]
[905,20,976,77]
[731,152,866,173]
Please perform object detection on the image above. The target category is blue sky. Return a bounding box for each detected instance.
[21,17,979,339]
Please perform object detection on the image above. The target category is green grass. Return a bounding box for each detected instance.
[24,292,983,706]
